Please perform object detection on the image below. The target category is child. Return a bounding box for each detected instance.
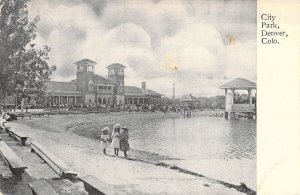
[120,127,130,158]
[111,124,120,156]
[100,127,109,155]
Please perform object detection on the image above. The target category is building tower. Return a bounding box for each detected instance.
[74,59,97,104]
[107,63,126,104]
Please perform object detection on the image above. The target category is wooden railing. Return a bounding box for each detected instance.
[226,103,255,112]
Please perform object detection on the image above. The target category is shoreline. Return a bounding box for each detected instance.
[7,111,255,194]
[64,110,254,160]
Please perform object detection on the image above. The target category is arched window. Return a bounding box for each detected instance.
[118,69,124,75]
[89,81,94,91]
[109,69,115,75]
[87,65,94,72]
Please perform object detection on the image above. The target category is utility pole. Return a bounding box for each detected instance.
[172,83,175,105]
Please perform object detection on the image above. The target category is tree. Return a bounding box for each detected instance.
[0,0,55,104]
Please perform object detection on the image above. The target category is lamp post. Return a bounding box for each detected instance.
[15,84,22,109]
[45,90,54,109]
[95,84,98,106]
[172,83,175,106]
[50,91,54,109]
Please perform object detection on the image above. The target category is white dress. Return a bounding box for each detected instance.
[111,131,120,148]
[100,134,109,148]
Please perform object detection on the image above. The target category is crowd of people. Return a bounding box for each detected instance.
[100,124,130,158]
[47,103,174,113]
[0,107,17,122]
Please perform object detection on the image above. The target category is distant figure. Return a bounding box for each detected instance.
[0,117,7,131]
[111,124,120,156]
[100,127,109,155]
[21,99,24,113]
[7,109,17,121]
[120,127,130,158]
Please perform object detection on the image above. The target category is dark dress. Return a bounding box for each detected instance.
[120,129,130,152]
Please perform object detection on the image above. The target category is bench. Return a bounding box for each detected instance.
[28,180,58,195]
[32,113,44,117]
[0,140,14,179]
[31,141,77,180]
[47,111,69,116]
[78,175,113,195]
[0,157,13,179]
[7,128,29,146]
[0,140,27,181]
[31,112,50,117]
[78,175,141,195]
[16,113,32,119]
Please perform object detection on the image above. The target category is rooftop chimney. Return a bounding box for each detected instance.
[142,82,146,90]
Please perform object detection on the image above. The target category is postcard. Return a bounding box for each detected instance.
[0,0,299,194]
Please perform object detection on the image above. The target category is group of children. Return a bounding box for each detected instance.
[100,124,130,158]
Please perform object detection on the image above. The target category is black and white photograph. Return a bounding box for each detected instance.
[1,0,298,194]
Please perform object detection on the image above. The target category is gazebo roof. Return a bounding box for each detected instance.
[180,94,199,102]
[220,78,256,89]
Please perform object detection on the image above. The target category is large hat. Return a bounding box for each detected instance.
[113,124,120,129]
[121,126,129,130]
[102,127,109,131]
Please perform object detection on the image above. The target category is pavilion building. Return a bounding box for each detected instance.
[44,59,161,107]
[124,82,162,105]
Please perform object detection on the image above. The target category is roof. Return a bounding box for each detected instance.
[74,59,97,66]
[220,78,256,89]
[93,74,115,84]
[146,89,161,96]
[71,75,115,85]
[106,63,126,69]
[44,81,82,95]
[180,94,199,102]
[124,86,161,96]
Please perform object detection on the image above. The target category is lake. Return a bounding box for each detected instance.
[127,112,256,160]
[67,111,256,160]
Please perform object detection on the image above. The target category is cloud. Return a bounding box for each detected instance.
[28,0,256,97]
[158,23,224,76]
[29,1,107,80]
[224,39,257,80]
[101,0,193,46]
[184,0,257,42]
[103,23,152,49]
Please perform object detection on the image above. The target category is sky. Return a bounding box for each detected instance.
[28,0,257,97]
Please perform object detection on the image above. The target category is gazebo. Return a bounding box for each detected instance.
[220,78,256,119]
[179,94,201,107]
